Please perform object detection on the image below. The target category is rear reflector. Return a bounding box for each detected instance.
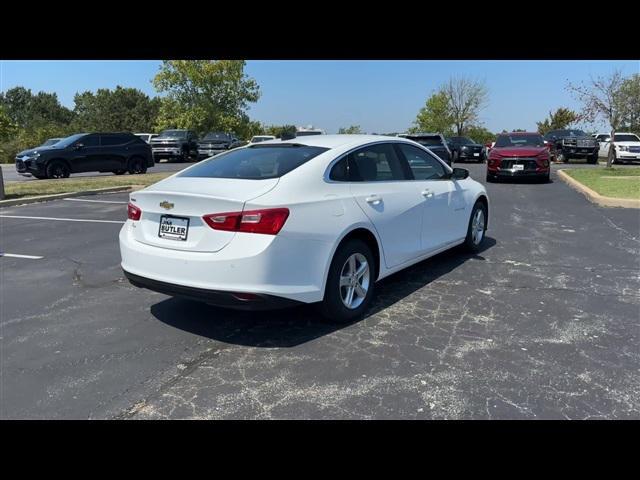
[203,208,289,235]
[127,202,142,221]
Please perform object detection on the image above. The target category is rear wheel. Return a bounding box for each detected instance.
[128,157,147,174]
[463,201,487,253]
[318,239,375,323]
[45,161,70,179]
[587,154,598,164]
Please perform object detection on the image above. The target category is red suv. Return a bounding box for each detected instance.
[486,132,550,183]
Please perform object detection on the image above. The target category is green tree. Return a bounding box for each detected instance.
[536,107,578,135]
[153,60,260,134]
[73,86,160,132]
[0,87,74,129]
[619,74,640,134]
[0,105,17,142]
[409,90,454,134]
[464,125,495,144]
[264,124,297,138]
[338,125,362,134]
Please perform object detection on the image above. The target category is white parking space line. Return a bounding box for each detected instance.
[0,215,124,224]
[63,198,128,204]
[0,253,43,259]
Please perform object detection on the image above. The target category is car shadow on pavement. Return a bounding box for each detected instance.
[150,237,497,348]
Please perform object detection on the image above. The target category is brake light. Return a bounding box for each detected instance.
[203,208,290,235]
[127,202,142,221]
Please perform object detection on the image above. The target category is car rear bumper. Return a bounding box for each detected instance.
[123,270,302,310]
[119,222,332,304]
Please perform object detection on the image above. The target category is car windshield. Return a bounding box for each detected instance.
[41,138,61,146]
[251,136,273,143]
[495,134,545,148]
[406,136,443,146]
[178,145,328,180]
[614,134,640,142]
[561,129,588,137]
[158,130,187,138]
[202,132,229,141]
[53,134,87,148]
[450,137,475,144]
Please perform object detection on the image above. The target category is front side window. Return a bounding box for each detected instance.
[77,134,99,147]
[179,144,328,180]
[397,144,446,180]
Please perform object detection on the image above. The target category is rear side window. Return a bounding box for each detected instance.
[101,134,131,146]
[330,143,408,182]
[396,144,446,180]
[179,145,328,179]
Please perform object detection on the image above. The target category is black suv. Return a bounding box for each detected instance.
[544,129,598,164]
[197,132,244,160]
[446,136,485,162]
[150,129,199,162]
[397,133,452,165]
[14,132,154,179]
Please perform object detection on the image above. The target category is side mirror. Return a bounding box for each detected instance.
[451,168,469,180]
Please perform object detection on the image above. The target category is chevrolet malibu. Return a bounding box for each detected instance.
[120,135,489,322]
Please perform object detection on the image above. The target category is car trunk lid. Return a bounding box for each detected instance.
[130,177,279,252]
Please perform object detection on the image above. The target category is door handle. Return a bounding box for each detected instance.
[365,195,382,205]
[421,189,433,198]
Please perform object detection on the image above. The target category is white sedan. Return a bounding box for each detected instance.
[120,135,489,322]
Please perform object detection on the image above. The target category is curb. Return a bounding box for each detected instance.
[557,170,640,209]
[0,186,134,208]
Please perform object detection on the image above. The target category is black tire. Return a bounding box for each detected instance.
[45,161,70,179]
[557,151,568,163]
[463,201,487,253]
[128,157,147,174]
[318,239,376,323]
[486,172,497,183]
[539,170,551,183]
[181,149,190,163]
[113,169,127,175]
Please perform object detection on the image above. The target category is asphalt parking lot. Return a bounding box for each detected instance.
[1,162,639,419]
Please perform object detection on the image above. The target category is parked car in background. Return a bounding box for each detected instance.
[486,132,550,183]
[150,129,199,163]
[135,133,159,144]
[446,136,485,162]
[197,132,244,160]
[397,133,452,165]
[120,135,488,322]
[296,126,325,136]
[597,132,640,164]
[15,132,153,179]
[248,135,276,145]
[544,128,598,163]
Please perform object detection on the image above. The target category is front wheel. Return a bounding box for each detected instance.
[318,239,375,323]
[557,151,568,163]
[45,161,70,179]
[587,154,598,164]
[463,202,487,253]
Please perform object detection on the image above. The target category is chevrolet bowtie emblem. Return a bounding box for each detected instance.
[159,201,174,210]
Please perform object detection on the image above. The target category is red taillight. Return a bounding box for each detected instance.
[127,202,142,221]
[203,208,290,235]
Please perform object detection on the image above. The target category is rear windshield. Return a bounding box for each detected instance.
[495,134,544,147]
[405,136,443,146]
[178,144,329,180]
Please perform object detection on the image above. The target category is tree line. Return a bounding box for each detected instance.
[1,61,638,164]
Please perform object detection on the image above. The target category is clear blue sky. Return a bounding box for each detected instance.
[1,60,638,133]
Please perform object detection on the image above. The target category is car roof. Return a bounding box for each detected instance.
[261,134,403,149]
